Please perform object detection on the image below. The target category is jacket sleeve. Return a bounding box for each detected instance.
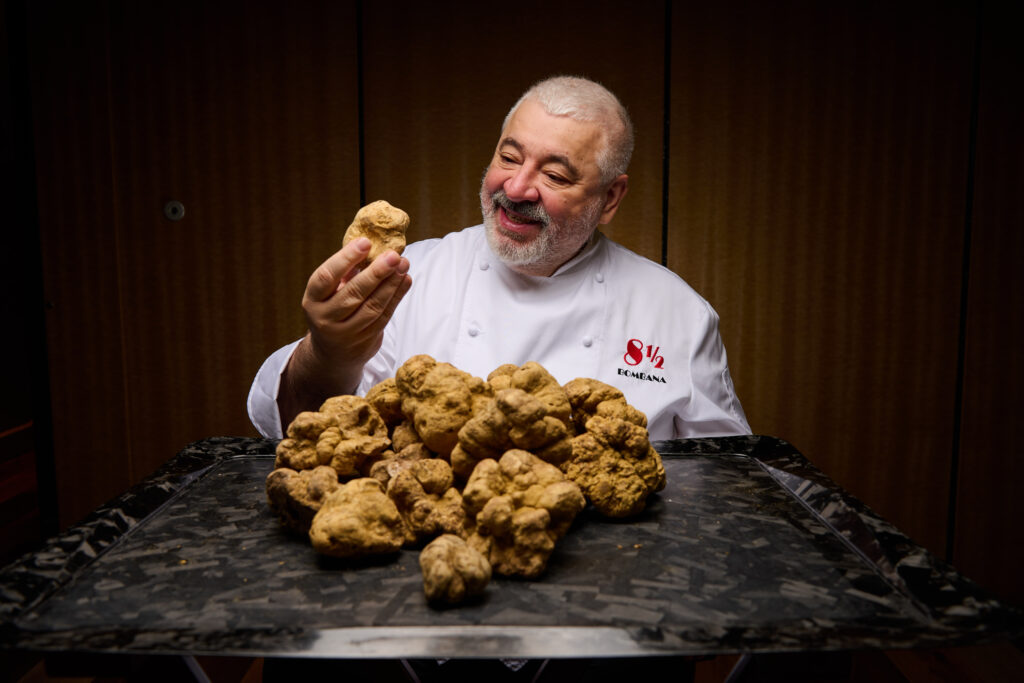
[676,304,751,438]
[246,339,301,439]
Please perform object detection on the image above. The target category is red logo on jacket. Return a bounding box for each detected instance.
[623,338,664,369]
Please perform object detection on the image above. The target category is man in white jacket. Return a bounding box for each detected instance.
[249,75,749,440]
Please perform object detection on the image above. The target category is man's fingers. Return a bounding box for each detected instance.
[326,251,408,316]
[304,248,409,336]
[305,269,410,354]
[305,238,372,301]
[352,273,411,349]
[380,272,413,321]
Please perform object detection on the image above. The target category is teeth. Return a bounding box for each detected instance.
[504,207,531,224]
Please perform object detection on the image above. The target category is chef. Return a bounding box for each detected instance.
[248,75,750,441]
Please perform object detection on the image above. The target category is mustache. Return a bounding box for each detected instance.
[490,189,550,225]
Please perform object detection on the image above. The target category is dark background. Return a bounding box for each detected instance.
[2,0,1021,634]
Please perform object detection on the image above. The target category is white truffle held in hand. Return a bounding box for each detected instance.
[342,200,409,268]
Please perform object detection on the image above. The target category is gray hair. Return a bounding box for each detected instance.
[503,75,634,185]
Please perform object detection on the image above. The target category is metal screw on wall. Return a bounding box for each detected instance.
[164,200,186,221]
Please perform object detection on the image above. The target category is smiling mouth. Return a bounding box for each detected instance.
[501,206,538,225]
[491,190,548,228]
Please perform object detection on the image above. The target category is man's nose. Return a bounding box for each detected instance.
[504,167,540,203]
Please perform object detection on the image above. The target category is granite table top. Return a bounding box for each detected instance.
[0,435,1020,659]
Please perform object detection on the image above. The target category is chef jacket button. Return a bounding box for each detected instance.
[479,261,490,271]
[582,336,593,347]
[595,272,604,283]
[468,327,479,337]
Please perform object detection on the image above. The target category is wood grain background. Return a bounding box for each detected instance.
[5,0,1021,608]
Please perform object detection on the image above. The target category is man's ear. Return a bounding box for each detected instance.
[598,174,629,224]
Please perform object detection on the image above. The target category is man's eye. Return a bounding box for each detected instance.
[546,173,568,184]
[500,154,519,164]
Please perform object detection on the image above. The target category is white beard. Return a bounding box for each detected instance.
[480,186,603,275]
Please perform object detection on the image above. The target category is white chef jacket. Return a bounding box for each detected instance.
[248,225,750,441]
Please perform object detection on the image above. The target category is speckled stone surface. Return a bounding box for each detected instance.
[1,436,1020,658]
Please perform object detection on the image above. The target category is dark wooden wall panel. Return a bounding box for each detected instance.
[360,0,666,262]
[667,1,975,555]
[953,1,1024,607]
[105,1,361,480]
[27,1,132,528]
[27,1,361,525]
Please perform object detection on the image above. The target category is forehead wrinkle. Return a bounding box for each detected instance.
[499,136,582,180]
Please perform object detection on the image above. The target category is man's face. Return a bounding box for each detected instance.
[480,98,626,276]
